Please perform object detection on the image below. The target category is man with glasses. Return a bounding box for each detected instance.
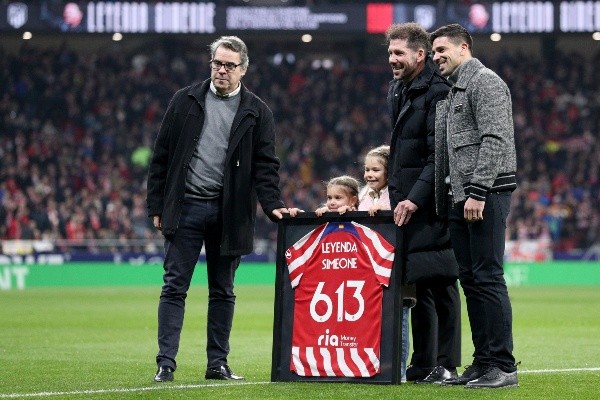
[147,36,291,382]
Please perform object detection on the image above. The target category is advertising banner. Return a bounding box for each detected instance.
[2,1,598,34]
[0,1,364,33]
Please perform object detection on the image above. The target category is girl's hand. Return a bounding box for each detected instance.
[336,205,355,215]
[315,206,329,217]
[368,204,383,216]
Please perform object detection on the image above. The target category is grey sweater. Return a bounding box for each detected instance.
[186,90,241,199]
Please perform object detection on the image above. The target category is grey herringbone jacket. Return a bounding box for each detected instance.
[434,58,517,215]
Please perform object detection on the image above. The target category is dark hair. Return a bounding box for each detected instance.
[210,36,249,69]
[385,22,430,52]
[429,23,473,51]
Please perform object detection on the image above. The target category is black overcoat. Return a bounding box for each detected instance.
[147,79,285,256]
[387,57,456,277]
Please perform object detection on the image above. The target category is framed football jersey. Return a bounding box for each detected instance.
[271,211,404,384]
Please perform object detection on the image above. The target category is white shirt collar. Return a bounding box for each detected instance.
[210,81,241,98]
[368,186,388,202]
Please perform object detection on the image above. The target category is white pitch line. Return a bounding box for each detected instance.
[0,381,274,399]
[519,367,600,374]
[2,367,600,399]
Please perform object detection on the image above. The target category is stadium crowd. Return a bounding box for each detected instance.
[1,38,599,254]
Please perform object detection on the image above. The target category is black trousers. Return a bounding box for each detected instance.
[156,199,240,371]
[410,279,461,369]
[448,192,516,373]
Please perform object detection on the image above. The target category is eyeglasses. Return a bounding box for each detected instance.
[210,60,242,72]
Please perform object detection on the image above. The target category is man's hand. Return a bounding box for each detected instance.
[394,200,418,226]
[464,197,485,222]
[152,215,162,231]
[271,207,303,219]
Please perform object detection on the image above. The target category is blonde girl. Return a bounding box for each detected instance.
[315,175,360,216]
[358,145,391,216]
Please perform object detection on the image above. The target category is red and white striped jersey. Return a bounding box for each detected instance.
[285,221,394,377]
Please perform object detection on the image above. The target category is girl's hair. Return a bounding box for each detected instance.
[365,145,390,173]
[327,175,361,206]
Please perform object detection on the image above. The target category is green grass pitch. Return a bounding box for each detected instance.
[1,284,599,399]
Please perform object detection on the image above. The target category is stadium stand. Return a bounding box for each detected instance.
[1,37,598,256]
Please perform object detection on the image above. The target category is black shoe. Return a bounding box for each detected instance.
[415,366,457,384]
[465,366,518,389]
[405,365,433,382]
[153,366,174,382]
[205,365,244,381]
[443,363,486,385]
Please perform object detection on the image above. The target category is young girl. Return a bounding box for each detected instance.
[315,175,360,216]
[358,144,413,383]
[358,145,390,216]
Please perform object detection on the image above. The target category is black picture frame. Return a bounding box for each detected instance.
[271,211,404,384]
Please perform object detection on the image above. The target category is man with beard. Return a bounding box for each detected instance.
[385,22,462,384]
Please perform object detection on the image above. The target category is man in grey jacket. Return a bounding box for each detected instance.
[430,24,518,389]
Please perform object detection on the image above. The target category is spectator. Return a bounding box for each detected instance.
[0,38,598,255]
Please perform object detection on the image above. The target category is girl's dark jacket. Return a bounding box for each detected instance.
[146,79,285,256]
[387,57,457,281]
